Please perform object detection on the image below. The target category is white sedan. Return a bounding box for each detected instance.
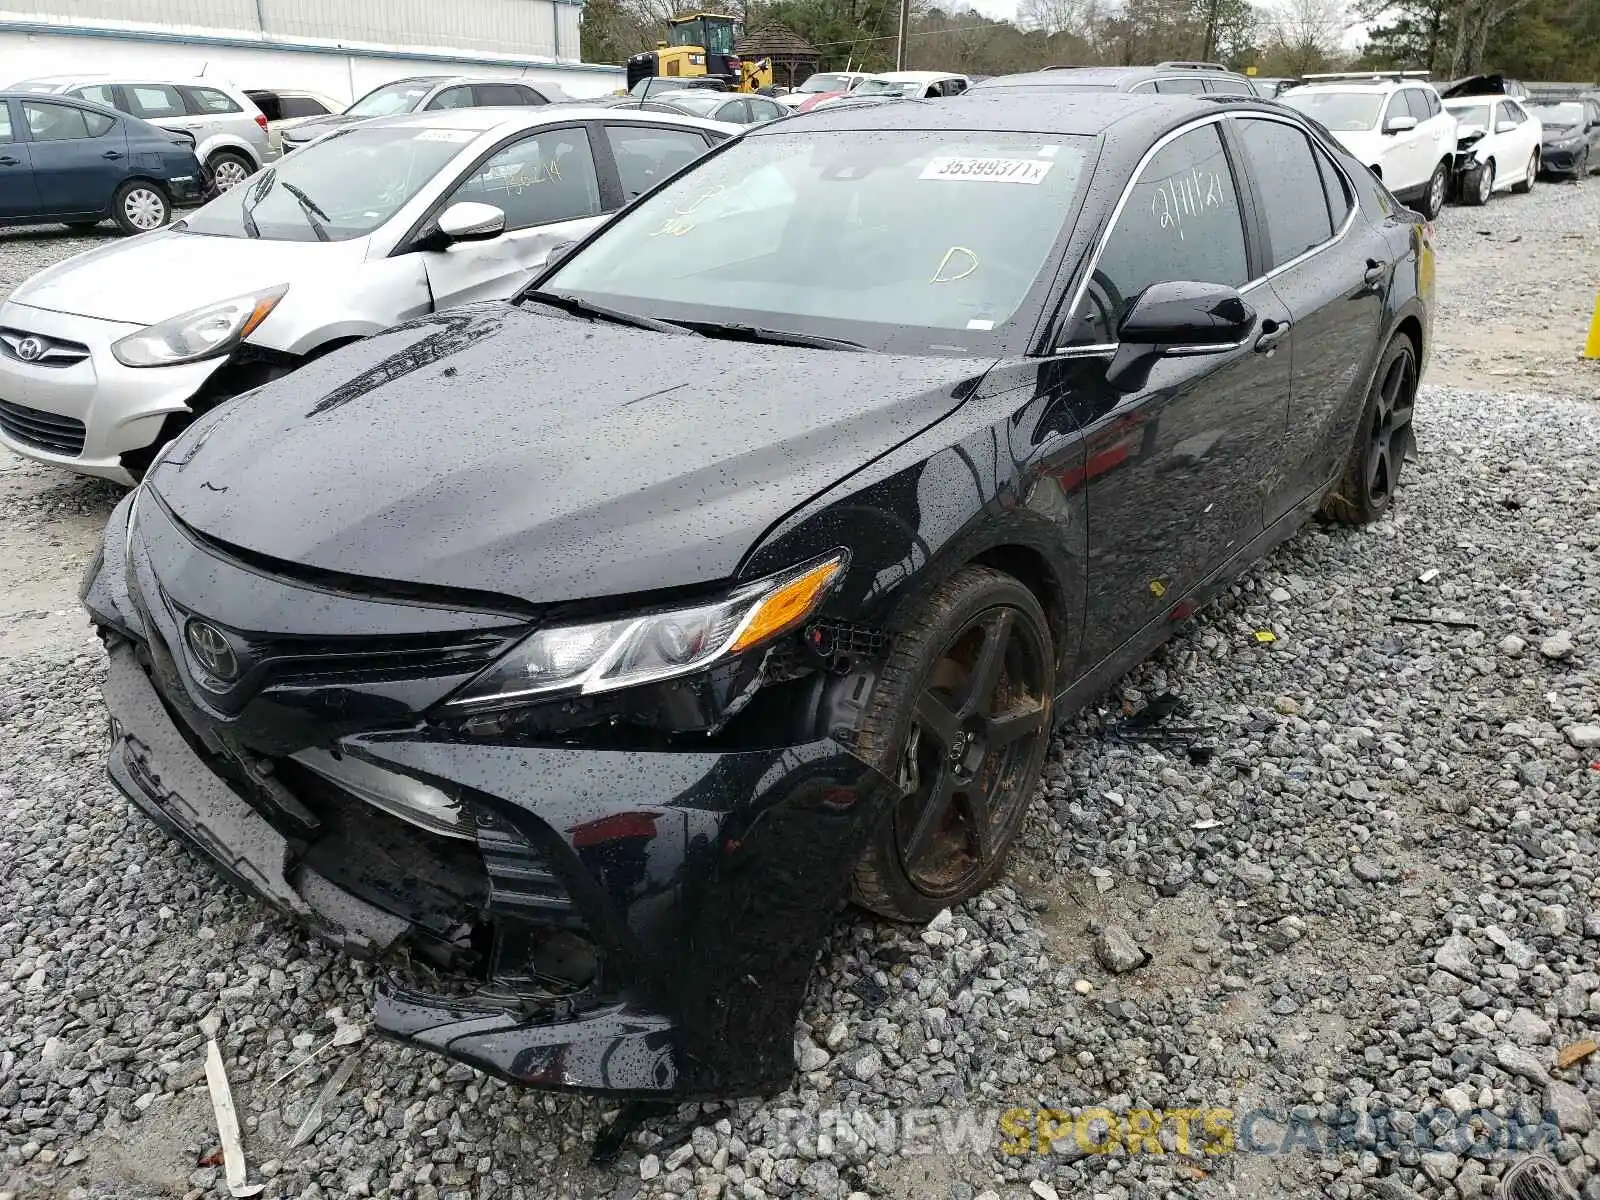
[0,106,737,484]
[1444,94,1544,205]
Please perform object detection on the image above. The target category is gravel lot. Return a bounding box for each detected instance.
[1,177,1598,1200]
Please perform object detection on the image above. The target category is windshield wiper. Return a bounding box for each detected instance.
[517,290,692,336]
[238,166,274,239]
[279,181,330,242]
[685,322,867,352]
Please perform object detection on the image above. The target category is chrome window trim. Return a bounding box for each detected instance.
[1054,109,1359,353]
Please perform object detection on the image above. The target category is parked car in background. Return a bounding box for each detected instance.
[1280,74,1456,218]
[1525,94,1600,178]
[1443,92,1543,203]
[11,75,271,191]
[626,76,730,98]
[837,71,970,101]
[608,89,788,125]
[0,92,203,234]
[1441,73,1530,101]
[1250,76,1296,98]
[0,106,736,483]
[83,87,1431,1102]
[970,61,1258,97]
[279,76,572,154]
[245,88,345,157]
[775,70,872,109]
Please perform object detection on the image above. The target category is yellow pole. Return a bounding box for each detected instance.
[1587,293,1600,360]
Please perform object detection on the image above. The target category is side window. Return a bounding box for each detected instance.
[248,92,283,121]
[446,127,601,229]
[1502,100,1527,124]
[1313,142,1353,228]
[69,84,119,109]
[1129,81,1157,94]
[720,98,751,122]
[0,104,12,144]
[1205,78,1254,96]
[279,95,330,119]
[1382,92,1409,127]
[1424,88,1442,117]
[517,86,550,106]
[21,101,97,141]
[127,84,186,119]
[749,97,783,121]
[82,110,115,137]
[474,83,533,107]
[1073,123,1249,345]
[1156,76,1208,94]
[1403,89,1432,122]
[944,79,967,96]
[427,86,476,111]
[605,124,710,200]
[1236,118,1334,266]
[184,87,243,114]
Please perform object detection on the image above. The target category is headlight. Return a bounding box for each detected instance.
[447,551,847,709]
[111,286,287,368]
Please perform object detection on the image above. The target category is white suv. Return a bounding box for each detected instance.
[1281,73,1458,218]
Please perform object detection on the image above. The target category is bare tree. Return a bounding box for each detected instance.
[1261,0,1350,74]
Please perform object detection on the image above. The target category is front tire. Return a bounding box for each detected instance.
[1512,150,1537,193]
[1420,160,1448,219]
[850,567,1055,923]
[1462,159,1494,206]
[1320,335,1418,526]
[111,181,171,234]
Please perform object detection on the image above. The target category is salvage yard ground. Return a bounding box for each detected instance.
[2,179,1599,1200]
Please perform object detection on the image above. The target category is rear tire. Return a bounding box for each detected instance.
[111,181,171,235]
[1420,160,1448,219]
[1320,335,1418,526]
[1511,150,1537,193]
[850,567,1055,924]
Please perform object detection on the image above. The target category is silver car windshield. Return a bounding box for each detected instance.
[1282,90,1384,131]
[347,81,434,117]
[1528,101,1582,126]
[543,129,1090,346]
[800,74,855,93]
[177,126,472,242]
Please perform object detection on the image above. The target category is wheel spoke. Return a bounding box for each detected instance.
[903,769,957,866]
[955,786,995,865]
[914,689,961,751]
[987,701,1046,748]
[1381,360,1404,410]
[963,609,1013,715]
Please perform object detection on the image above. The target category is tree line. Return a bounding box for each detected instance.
[580,0,1599,85]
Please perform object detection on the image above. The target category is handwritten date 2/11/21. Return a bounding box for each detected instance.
[1151,168,1226,241]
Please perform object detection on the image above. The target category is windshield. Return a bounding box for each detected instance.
[1447,103,1491,130]
[855,79,924,98]
[538,129,1091,353]
[661,92,726,116]
[347,81,434,118]
[1528,101,1583,126]
[1281,90,1383,131]
[178,126,470,241]
[800,73,856,94]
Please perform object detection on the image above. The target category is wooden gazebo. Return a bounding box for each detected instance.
[735,24,821,89]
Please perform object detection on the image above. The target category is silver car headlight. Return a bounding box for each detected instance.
[111,286,288,368]
[447,551,848,710]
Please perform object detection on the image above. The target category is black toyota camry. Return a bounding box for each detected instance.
[84,90,1433,1100]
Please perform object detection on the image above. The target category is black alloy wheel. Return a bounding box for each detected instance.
[851,567,1054,923]
[1321,336,1417,526]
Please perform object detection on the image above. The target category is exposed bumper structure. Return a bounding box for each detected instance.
[87,492,895,1098]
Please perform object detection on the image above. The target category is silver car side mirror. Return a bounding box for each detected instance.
[436,201,506,245]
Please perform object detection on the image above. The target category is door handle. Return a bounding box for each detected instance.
[1363,258,1387,284]
[0,155,18,166]
[1254,318,1289,354]
[102,150,124,160]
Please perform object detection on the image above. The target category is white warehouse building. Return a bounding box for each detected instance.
[0,0,623,104]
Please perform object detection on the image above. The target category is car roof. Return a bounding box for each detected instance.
[750,88,1242,136]
[12,76,244,89]
[354,105,741,136]
[869,71,964,83]
[976,65,1250,89]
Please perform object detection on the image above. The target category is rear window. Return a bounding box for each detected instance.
[183,86,243,115]
[247,91,283,121]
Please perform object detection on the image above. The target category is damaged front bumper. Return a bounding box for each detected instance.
[88,494,896,1099]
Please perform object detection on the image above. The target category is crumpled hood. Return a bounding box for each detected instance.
[11,230,365,326]
[149,304,994,605]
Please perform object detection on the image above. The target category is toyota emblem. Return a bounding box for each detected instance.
[185,620,239,685]
[15,336,44,363]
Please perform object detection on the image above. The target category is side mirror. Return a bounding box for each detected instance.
[1105,281,1256,394]
[436,201,506,244]
[1383,115,1418,135]
[1495,120,1517,133]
